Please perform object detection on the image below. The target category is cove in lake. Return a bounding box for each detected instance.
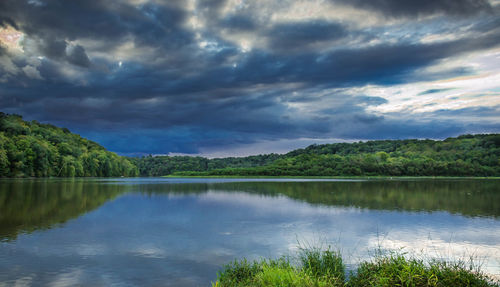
[0,178,499,286]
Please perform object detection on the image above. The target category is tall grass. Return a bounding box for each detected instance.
[347,254,497,287]
[213,249,499,287]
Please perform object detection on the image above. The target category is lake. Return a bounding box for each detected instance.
[0,178,499,286]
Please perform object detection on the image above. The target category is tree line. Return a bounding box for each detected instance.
[1,112,499,177]
[172,134,500,177]
[129,154,281,176]
[0,113,138,177]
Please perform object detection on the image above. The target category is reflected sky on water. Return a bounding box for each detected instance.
[0,178,499,286]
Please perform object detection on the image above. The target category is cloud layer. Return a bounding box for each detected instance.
[1,0,499,156]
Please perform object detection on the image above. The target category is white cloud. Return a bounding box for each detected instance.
[362,48,500,117]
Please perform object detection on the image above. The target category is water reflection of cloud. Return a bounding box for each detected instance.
[130,245,167,259]
[367,236,500,280]
[49,268,84,287]
[2,186,499,285]
[10,276,33,287]
[198,190,362,216]
[194,191,500,279]
[75,243,107,257]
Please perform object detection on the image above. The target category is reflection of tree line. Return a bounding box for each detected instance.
[138,180,500,218]
[0,180,130,240]
[222,180,500,218]
[1,180,498,240]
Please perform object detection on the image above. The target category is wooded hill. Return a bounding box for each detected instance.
[1,112,499,177]
[0,113,137,177]
[129,153,281,176]
[169,134,500,177]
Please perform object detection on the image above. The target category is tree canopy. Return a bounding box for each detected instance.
[0,113,138,177]
[1,112,498,177]
[171,134,500,177]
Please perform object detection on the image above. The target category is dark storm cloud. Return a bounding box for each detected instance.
[155,29,500,96]
[334,0,493,17]
[266,21,347,51]
[0,0,499,155]
[0,0,193,68]
[219,15,256,31]
[34,37,91,67]
[66,45,91,67]
[37,37,66,60]
[0,0,188,41]
[3,26,500,152]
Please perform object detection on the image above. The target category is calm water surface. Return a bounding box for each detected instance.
[0,178,499,286]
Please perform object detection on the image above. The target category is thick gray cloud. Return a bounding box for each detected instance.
[66,45,91,67]
[0,0,499,155]
[266,21,347,51]
[334,0,493,17]
[34,37,91,67]
[219,15,256,31]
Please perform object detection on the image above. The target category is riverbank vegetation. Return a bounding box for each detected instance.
[0,113,137,177]
[172,134,500,177]
[213,249,499,287]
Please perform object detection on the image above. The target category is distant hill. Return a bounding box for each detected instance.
[129,154,282,176]
[169,134,500,177]
[2,112,498,177]
[0,113,137,177]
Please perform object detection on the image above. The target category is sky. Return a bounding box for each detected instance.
[0,0,499,157]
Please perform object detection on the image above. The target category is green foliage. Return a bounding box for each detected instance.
[131,153,281,176]
[252,263,328,287]
[214,249,345,287]
[213,251,499,287]
[173,134,500,177]
[348,254,498,287]
[4,112,498,178]
[299,248,345,284]
[214,258,264,286]
[0,113,138,177]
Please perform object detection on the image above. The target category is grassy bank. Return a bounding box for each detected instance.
[213,249,499,287]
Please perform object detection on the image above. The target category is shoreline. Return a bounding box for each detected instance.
[163,175,500,180]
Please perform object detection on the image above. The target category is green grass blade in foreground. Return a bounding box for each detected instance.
[213,249,500,287]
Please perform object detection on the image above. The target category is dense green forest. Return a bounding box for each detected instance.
[171,134,500,177]
[0,113,138,177]
[1,112,499,177]
[130,154,281,176]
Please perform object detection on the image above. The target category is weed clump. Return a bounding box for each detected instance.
[213,248,345,287]
[348,254,498,287]
[213,250,499,287]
